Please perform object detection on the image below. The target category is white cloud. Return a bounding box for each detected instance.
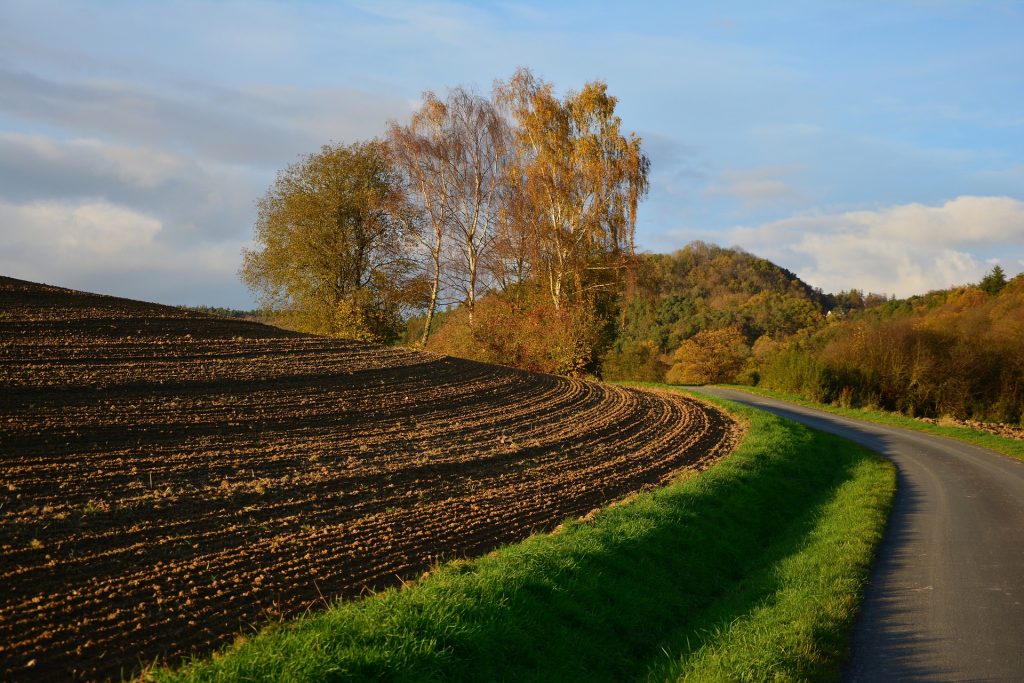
[0,198,247,306]
[0,199,161,255]
[727,195,1024,296]
[0,132,189,191]
[0,68,410,166]
[705,165,801,208]
[0,132,264,249]
[846,196,1024,245]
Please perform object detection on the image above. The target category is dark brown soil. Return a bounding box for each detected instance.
[0,276,740,681]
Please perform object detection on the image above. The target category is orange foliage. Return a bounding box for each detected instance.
[666,327,750,385]
[427,291,604,376]
[759,275,1024,424]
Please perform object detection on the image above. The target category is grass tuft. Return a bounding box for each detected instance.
[153,388,894,682]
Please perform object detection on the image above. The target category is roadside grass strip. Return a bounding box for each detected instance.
[722,384,1024,463]
[155,391,894,682]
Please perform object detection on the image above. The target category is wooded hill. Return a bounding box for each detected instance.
[757,268,1024,425]
[421,241,835,381]
[601,242,830,381]
[581,242,1022,426]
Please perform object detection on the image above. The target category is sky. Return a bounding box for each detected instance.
[1,1,1022,308]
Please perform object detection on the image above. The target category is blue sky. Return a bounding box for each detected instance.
[1,1,1021,307]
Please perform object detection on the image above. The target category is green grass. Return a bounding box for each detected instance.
[720,384,1024,463]
[154,389,894,682]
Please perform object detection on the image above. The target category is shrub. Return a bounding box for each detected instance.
[428,292,604,375]
[600,339,668,382]
[665,327,749,385]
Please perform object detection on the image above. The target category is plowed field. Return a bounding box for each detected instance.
[0,276,739,681]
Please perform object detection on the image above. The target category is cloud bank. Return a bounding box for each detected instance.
[0,66,412,307]
[0,198,243,305]
[728,196,1024,297]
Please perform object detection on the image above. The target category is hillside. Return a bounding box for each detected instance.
[0,276,737,681]
[598,244,1023,426]
[602,242,828,380]
[758,272,1024,424]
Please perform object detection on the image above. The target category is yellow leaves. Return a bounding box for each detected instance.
[667,327,750,385]
[493,68,649,309]
[242,140,414,343]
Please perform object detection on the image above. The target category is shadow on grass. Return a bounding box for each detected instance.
[164,403,886,682]
[424,419,864,682]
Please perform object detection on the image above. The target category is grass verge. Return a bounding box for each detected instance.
[153,389,894,682]
[720,384,1024,463]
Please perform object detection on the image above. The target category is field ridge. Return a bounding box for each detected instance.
[0,276,738,681]
[158,390,895,682]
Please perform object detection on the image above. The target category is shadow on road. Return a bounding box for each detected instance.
[688,390,963,681]
[845,462,953,682]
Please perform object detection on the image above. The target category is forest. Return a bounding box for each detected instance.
[239,70,1022,427]
[755,266,1024,425]
[242,68,647,375]
[605,248,1022,426]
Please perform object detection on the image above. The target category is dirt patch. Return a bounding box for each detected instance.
[916,415,1024,441]
[0,276,740,681]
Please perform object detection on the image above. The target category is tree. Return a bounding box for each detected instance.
[240,140,419,342]
[665,327,750,385]
[387,96,451,345]
[980,264,1007,295]
[486,187,533,295]
[494,68,649,310]
[388,87,510,340]
[440,88,510,322]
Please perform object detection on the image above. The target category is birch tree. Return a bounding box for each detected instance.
[494,68,650,310]
[389,88,510,337]
[388,96,450,345]
[441,88,510,321]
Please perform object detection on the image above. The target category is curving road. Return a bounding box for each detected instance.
[691,387,1024,682]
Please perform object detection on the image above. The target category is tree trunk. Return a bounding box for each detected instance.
[420,250,442,346]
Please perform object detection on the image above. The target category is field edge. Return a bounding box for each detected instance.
[152,388,895,682]
[0,276,740,682]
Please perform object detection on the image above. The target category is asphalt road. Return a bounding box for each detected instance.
[691,387,1024,682]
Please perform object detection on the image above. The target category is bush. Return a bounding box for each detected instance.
[665,327,750,385]
[428,292,604,375]
[599,339,668,382]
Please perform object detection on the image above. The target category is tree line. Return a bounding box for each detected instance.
[755,266,1023,425]
[238,69,1022,425]
[241,68,648,372]
[603,246,1022,426]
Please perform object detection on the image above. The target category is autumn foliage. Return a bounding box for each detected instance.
[757,271,1024,425]
[665,327,749,385]
[605,243,827,383]
[243,69,648,370]
[240,140,419,342]
[608,247,1023,426]
[424,70,649,373]
[237,74,1023,426]
[427,289,604,375]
